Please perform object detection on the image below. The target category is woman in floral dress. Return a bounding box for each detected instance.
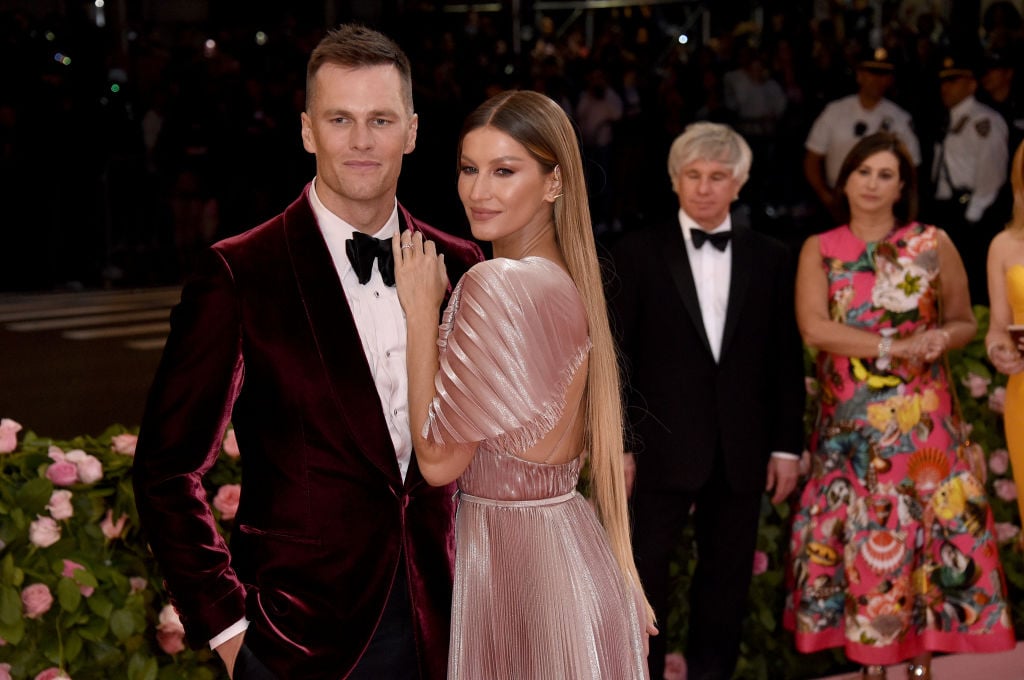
[786,132,1015,679]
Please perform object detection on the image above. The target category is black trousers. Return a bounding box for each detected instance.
[632,456,763,680]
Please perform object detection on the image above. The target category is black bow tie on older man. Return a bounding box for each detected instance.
[691,229,732,251]
[346,231,396,286]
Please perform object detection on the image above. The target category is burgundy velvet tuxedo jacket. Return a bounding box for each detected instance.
[133,184,483,680]
[606,219,805,494]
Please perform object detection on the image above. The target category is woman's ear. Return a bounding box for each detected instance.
[546,165,563,203]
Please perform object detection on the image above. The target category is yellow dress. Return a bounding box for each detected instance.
[1004,264,1024,525]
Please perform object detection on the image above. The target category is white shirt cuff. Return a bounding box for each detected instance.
[771,451,800,460]
[210,618,249,650]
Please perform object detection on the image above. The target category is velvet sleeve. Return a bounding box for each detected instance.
[132,247,247,647]
[423,258,591,456]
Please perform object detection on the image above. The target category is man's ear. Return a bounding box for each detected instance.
[300,113,315,153]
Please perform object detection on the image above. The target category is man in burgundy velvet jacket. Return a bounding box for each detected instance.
[133,25,483,680]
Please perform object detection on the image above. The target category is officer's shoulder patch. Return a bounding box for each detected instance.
[975,118,991,137]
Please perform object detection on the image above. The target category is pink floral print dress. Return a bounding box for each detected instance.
[785,223,1015,665]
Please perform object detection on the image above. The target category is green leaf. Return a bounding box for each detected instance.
[110,607,135,640]
[65,629,84,662]
[0,584,22,625]
[127,652,159,680]
[86,593,114,619]
[0,615,25,645]
[15,477,54,514]
[57,577,83,612]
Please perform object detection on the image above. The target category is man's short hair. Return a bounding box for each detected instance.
[667,122,753,188]
[306,24,413,114]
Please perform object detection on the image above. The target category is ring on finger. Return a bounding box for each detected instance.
[401,243,413,250]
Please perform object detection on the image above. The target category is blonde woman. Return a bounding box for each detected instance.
[986,139,1024,534]
[394,90,655,678]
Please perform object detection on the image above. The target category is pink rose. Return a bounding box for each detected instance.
[156,604,186,655]
[752,550,769,575]
[100,509,128,541]
[46,490,74,521]
[989,449,1010,476]
[222,428,240,458]
[994,479,1018,502]
[664,652,688,680]
[64,450,103,484]
[29,516,61,548]
[21,583,53,619]
[0,419,21,454]
[110,433,137,456]
[34,669,70,680]
[0,662,11,680]
[45,461,78,486]
[994,522,1020,543]
[961,372,991,398]
[129,577,148,594]
[989,387,1006,414]
[62,560,94,597]
[213,484,241,521]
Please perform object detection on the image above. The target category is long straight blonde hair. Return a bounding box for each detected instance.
[458,90,651,619]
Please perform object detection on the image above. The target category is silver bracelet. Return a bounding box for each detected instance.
[877,334,893,370]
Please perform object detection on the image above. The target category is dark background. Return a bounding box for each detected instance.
[2,0,1021,295]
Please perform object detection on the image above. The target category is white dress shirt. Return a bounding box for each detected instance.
[309,178,414,482]
[210,178,414,650]
[680,209,731,363]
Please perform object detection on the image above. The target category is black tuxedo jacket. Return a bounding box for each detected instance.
[133,184,483,680]
[606,218,805,494]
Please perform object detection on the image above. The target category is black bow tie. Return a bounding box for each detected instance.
[346,231,395,286]
[691,229,732,251]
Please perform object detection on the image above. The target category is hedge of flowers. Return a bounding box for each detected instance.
[0,308,1020,680]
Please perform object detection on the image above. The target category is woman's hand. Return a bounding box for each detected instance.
[393,230,448,318]
[892,328,951,364]
[989,340,1024,375]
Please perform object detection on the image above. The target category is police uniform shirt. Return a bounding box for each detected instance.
[805,94,921,186]
[933,94,1009,223]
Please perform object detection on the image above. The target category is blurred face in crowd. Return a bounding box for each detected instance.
[301,63,418,229]
[457,126,559,250]
[842,150,903,218]
[674,158,740,231]
[940,74,977,109]
[856,69,893,104]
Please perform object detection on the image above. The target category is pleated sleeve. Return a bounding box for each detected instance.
[423,257,591,455]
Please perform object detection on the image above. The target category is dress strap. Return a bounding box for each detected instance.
[458,490,578,508]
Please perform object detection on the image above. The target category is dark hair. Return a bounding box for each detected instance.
[305,24,413,113]
[833,131,918,225]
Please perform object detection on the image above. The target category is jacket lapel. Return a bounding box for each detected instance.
[661,220,713,357]
[283,187,402,483]
[720,224,752,359]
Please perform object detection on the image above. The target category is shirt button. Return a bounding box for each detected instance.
[374,291,381,298]
[386,351,391,358]
[393,409,399,416]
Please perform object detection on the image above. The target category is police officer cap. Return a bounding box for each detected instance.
[938,52,978,80]
[858,46,895,74]
[981,47,1015,72]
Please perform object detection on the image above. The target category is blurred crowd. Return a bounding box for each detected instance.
[0,1,1022,294]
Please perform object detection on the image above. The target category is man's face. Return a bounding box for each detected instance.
[940,75,976,109]
[856,69,893,101]
[300,63,417,227]
[673,159,741,230]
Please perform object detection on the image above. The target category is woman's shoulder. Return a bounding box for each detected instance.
[463,257,575,296]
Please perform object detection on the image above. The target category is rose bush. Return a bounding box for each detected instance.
[1,311,1020,679]
[0,424,239,679]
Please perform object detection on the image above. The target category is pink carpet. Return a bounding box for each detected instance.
[812,641,1024,679]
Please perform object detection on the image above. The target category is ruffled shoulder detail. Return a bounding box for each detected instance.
[423,257,591,456]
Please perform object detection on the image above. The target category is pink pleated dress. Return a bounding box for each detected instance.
[424,257,649,680]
